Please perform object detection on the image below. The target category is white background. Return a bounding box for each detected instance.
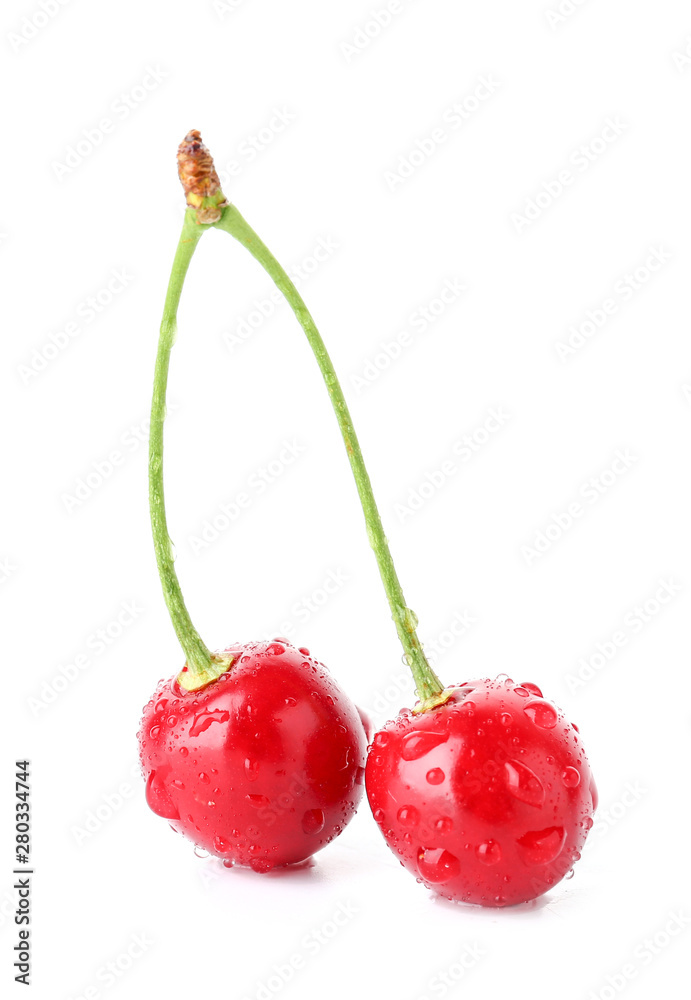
[2,1,691,998]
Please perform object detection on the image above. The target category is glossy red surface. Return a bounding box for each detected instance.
[139,640,367,871]
[365,677,596,906]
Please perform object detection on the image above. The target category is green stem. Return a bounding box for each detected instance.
[149,210,232,691]
[214,205,449,710]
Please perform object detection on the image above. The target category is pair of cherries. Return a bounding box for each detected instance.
[139,640,596,906]
[139,131,596,908]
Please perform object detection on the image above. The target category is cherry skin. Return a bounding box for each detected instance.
[139,640,367,871]
[365,677,597,906]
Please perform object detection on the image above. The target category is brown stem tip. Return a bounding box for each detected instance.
[177,130,228,223]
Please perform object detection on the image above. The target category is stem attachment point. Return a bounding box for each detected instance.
[176,653,235,692]
[412,688,455,714]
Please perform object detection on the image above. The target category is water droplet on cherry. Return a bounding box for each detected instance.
[417,847,460,883]
[523,699,558,729]
[397,805,420,826]
[520,682,543,697]
[426,768,445,785]
[516,826,566,865]
[589,779,599,811]
[504,759,545,808]
[476,839,502,865]
[562,766,581,787]
[435,817,453,834]
[249,858,274,873]
[246,794,270,807]
[302,809,325,834]
[189,709,230,737]
[400,730,449,761]
[265,643,285,655]
[145,771,179,820]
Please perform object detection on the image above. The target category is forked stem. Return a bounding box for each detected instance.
[152,129,450,709]
[213,205,449,711]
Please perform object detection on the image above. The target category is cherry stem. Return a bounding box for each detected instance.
[213,204,449,710]
[149,210,232,690]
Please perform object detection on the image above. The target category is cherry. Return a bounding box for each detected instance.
[141,134,368,869]
[365,677,597,906]
[139,640,366,870]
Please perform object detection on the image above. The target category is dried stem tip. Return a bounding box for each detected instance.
[177,130,227,223]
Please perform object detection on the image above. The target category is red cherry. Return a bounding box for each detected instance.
[139,640,367,870]
[365,677,596,906]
